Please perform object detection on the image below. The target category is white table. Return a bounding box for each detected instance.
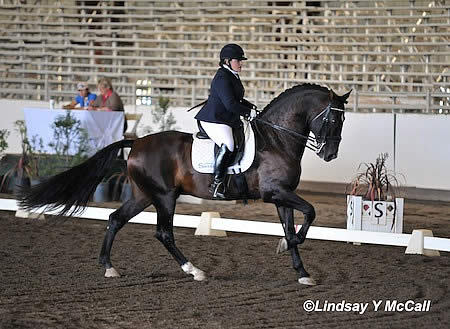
[23,108,124,156]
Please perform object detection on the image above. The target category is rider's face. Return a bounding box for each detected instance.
[229,59,242,72]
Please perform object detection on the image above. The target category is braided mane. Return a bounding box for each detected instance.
[261,83,331,114]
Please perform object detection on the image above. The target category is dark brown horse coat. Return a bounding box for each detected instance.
[18,84,351,284]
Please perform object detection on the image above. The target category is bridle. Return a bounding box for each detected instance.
[310,103,345,152]
[254,103,345,153]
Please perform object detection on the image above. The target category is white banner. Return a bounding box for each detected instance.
[23,108,124,156]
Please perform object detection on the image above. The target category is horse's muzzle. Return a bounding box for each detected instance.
[318,141,340,162]
[324,153,338,162]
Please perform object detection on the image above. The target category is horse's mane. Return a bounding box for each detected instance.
[260,83,330,114]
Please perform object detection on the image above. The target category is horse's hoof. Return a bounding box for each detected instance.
[276,238,288,254]
[182,262,207,281]
[193,271,207,281]
[105,267,121,278]
[298,277,316,286]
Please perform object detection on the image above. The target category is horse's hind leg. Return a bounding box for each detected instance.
[276,206,316,286]
[99,197,151,277]
[153,192,206,281]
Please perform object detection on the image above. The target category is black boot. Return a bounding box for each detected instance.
[210,144,232,199]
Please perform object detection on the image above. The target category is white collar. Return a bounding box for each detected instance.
[223,64,240,79]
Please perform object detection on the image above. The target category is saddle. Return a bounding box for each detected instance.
[196,121,245,165]
[192,120,256,174]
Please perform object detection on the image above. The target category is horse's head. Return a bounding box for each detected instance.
[309,89,351,162]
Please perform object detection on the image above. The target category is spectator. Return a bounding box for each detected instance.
[89,78,124,112]
[63,82,97,109]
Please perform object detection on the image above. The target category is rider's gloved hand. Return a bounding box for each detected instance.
[243,106,259,121]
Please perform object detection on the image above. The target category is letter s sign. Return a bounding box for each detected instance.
[374,202,384,218]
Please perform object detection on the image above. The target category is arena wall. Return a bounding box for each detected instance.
[1,100,449,199]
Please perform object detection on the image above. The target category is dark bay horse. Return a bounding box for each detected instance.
[18,84,351,285]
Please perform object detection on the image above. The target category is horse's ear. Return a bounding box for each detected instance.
[340,90,352,103]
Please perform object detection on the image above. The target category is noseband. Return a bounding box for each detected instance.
[255,103,344,153]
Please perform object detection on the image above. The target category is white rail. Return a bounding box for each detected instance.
[1,198,449,252]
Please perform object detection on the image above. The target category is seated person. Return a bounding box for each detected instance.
[88,78,124,112]
[89,78,127,135]
[63,82,97,109]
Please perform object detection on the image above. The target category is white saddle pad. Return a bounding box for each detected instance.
[191,123,256,174]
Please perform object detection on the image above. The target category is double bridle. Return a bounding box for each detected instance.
[254,103,345,153]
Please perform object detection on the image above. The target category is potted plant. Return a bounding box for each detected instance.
[0,121,33,194]
[92,177,112,203]
[90,158,128,203]
[106,164,131,202]
[26,134,48,185]
[346,153,404,233]
[141,96,177,134]
[46,110,118,203]
[152,96,177,131]
[0,128,9,160]
[47,111,90,173]
[0,129,10,190]
[23,110,91,181]
[15,112,90,185]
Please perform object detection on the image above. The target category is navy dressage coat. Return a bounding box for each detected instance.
[195,67,254,129]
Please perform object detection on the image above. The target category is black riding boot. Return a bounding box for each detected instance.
[210,143,232,199]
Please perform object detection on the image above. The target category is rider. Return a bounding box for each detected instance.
[195,44,257,199]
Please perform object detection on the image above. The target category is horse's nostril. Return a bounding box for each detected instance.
[325,153,337,162]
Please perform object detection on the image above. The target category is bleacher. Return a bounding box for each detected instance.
[0,0,449,113]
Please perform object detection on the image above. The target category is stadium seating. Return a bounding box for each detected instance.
[0,0,448,113]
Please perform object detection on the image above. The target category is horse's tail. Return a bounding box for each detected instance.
[17,139,134,216]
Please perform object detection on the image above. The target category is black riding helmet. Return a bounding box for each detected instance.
[220,44,247,61]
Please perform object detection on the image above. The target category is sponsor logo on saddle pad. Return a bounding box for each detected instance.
[191,123,256,174]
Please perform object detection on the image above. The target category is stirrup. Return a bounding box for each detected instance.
[211,181,226,199]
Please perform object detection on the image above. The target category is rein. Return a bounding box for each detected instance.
[255,117,318,152]
[254,103,344,153]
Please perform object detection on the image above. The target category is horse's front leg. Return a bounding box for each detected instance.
[271,190,316,251]
[276,206,316,285]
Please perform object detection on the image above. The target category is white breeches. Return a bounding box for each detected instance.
[199,121,234,152]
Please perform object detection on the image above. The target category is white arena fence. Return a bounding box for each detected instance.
[0,198,449,253]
